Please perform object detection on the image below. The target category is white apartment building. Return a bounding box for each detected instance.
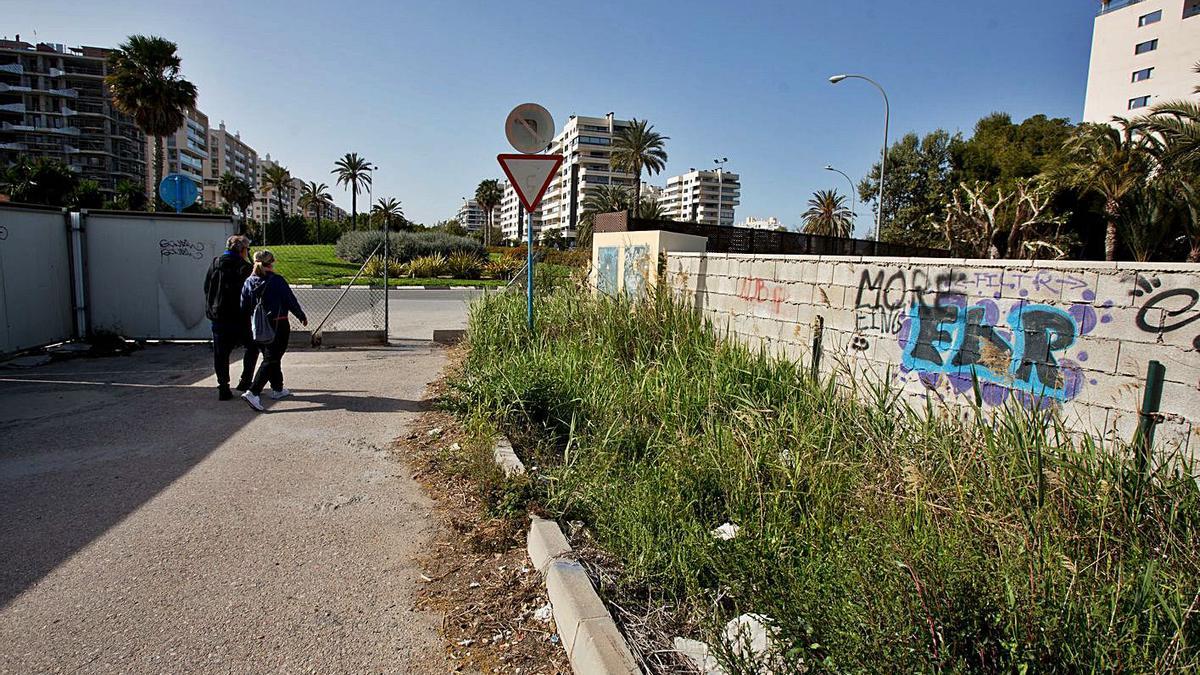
[538,113,638,242]
[456,198,499,232]
[498,179,537,243]
[252,153,300,223]
[659,168,741,226]
[204,121,258,208]
[1083,0,1200,122]
[738,216,786,231]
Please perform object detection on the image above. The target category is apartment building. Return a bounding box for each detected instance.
[659,168,741,226]
[251,153,299,223]
[538,113,638,242]
[1083,0,1200,122]
[738,216,786,231]
[146,106,208,202]
[456,197,499,232]
[203,120,258,208]
[0,38,145,195]
[497,179,535,242]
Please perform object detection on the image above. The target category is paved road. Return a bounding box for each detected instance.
[290,287,489,341]
[0,344,459,673]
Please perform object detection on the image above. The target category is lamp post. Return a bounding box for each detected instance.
[713,157,728,226]
[829,74,889,242]
[824,164,857,229]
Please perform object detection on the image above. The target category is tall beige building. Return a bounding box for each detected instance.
[1083,0,1200,123]
[146,106,208,202]
[252,153,299,223]
[0,39,145,196]
[659,168,741,226]
[204,121,258,208]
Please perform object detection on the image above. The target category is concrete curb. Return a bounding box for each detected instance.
[490,436,641,674]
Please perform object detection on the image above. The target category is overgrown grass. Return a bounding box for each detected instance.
[447,283,1200,672]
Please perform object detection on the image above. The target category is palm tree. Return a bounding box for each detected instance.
[1060,120,1160,261]
[637,197,665,220]
[474,179,503,246]
[579,184,632,248]
[610,119,668,207]
[332,153,375,230]
[217,172,255,233]
[260,164,292,245]
[113,179,147,210]
[371,197,404,232]
[105,35,197,209]
[299,181,332,243]
[802,189,855,237]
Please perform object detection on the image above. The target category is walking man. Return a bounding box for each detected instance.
[204,235,260,400]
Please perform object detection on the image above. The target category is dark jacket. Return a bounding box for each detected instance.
[204,251,252,323]
[241,273,307,323]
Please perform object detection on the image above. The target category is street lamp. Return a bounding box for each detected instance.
[824,164,857,227]
[829,73,889,242]
[713,157,728,227]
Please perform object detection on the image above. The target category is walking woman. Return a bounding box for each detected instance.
[239,249,307,411]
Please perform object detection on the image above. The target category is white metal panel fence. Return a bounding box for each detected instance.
[0,204,74,354]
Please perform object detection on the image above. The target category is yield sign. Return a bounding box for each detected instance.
[497,153,563,212]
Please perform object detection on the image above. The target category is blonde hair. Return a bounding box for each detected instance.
[253,249,275,276]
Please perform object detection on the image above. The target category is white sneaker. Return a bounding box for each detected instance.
[269,388,292,400]
[241,391,265,411]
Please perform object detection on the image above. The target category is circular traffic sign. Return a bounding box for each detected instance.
[159,173,199,211]
[505,103,555,154]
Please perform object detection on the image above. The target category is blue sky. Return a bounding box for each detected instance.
[6,0,1098,236]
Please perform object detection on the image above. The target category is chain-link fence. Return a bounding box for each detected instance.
[266,244,387,336]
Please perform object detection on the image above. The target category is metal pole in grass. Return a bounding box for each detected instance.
[1135,360,1165,476]
[527,209,535,331]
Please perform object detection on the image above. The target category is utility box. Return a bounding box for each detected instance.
[591,229,707,297]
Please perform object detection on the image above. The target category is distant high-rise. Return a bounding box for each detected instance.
[0,39,145,196]
[1083,0,1200,123]
[659,168,741,226]
[536,113,638,242]
[146,107,208,202]
[205,121,259,209]
[456,197,498,232]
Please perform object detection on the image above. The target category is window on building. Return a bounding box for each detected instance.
[1138,9,1162,25]
[1134,39,1158,54]
[1132,67,1154,82]
[1186,0,1200,17]
[1128,95,1152,110]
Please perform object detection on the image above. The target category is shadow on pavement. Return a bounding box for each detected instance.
[264,393,432,414]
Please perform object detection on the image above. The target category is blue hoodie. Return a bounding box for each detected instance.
[241,273,307,323]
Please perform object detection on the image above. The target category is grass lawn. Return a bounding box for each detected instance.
[268,244,505,287]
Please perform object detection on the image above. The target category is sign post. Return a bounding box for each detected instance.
[158,173,198,213]
[499,103,560,333]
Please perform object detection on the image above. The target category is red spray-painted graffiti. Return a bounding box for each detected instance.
[736,277,788,314]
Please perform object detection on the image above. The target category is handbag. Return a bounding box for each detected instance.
[250,281,276,344]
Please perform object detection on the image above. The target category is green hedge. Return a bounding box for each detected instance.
[335,230,484,264]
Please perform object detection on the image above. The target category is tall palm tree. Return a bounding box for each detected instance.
[299,181,332,243]
[610,119,668,207]
[113,179,147,211]
[637,197,665,220]
[579,184,632,248]
[1060,120,1160,261]
[105,35,197,209]
[260,164,292,245]
[332,153,374,230]
[371,197,404,232]
[474,178,503,246]
[802,189,855,237]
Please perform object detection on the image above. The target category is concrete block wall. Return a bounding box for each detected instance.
[666,252,1200,454]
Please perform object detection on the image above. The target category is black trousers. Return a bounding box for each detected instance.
[250,320,291,395]
[212,321,260,388]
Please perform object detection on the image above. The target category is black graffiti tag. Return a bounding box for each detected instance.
[0,225,8,240]
[1133,276,1200,350]
[159,239,206,260]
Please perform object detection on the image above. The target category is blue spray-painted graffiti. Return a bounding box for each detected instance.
[624,245,650,298]
[898,298,1100,407]
[597,247,618,295]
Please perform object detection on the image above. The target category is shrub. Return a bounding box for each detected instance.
[483,257,522,280]
[407,254,447,278]
[446,251,483,279]
[449,285,1200,673]
[335,230,484,264]
[363,256,405,279]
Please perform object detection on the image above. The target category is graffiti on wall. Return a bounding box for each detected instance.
[736,277,788,315]
[624,245,650,298]
[597,247,618,295]
[1133,275,1200,350]
[159,239,206,260]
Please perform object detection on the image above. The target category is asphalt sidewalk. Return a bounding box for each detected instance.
[0,343,459,673]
